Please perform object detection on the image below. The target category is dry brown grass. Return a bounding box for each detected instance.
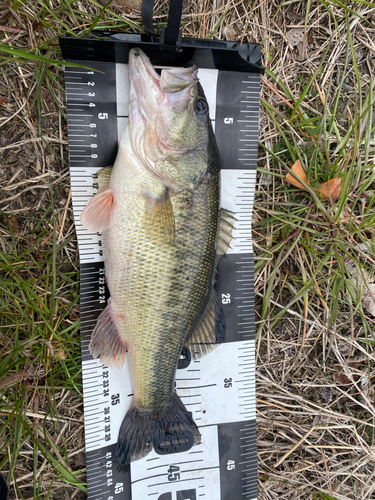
[251,2,375,499]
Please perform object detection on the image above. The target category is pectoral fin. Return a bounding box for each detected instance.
[144,190,175,245]
[184,289,225,359]
[80,187,114,232]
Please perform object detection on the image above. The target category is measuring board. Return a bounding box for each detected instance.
[62,34,261,500]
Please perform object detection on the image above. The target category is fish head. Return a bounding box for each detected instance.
[129,47,212,192]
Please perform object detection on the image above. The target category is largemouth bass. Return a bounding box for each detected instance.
[81,47,233,464]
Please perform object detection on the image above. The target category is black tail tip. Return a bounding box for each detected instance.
[153,422,197,456]
[0,473,9,500]
[115,393,201,465]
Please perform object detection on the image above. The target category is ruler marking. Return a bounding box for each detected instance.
[175,378,200,381]
[85,429,105,436]
[66,82,93,86]
[177,383,216,390]
[147,476,207,488]
[147,459,203,471]
[89,491,111,499]
[86,465,106,474]
[85,417,102,425]
[86,438,105,446]
[84,389,102,395]
[85,401,109,408]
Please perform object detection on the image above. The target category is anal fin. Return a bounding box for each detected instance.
[89,298,127,369]
[184,289,225,359]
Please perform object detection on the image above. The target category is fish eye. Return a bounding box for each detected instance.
[194,98,208,115]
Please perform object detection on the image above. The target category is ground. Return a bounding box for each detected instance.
[1,1,375,499]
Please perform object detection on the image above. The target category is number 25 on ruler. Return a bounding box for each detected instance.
[222,293,231,304]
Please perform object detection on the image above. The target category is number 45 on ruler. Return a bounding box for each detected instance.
[157,466,196,499]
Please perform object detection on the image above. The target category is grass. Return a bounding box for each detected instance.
[0,190,83,497]
[255,1,375,498]
[1,0,375,499]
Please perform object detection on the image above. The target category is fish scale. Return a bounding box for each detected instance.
[62,33,260,500]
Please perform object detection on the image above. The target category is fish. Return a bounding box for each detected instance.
[80,47,234,465]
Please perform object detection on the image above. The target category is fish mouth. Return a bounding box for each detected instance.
[128,48,198,188]
[129,47,198,98]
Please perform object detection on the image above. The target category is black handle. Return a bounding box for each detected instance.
[142,0,183,50]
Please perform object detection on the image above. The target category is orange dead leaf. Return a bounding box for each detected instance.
[333,364,360,387]
[347,355,367,369]
[10,216,20,235]
[285,160,309,190]
[55,349,67,360]
[315,177,342,200]
[0,97,8,105]
[285,160,342,200]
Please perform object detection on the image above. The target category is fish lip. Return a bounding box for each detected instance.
[129,47,162,94]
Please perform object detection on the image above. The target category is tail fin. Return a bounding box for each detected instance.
[0,472,9,500]
[115,392,201,465]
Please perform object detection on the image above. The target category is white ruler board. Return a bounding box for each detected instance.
[64,50,259,500]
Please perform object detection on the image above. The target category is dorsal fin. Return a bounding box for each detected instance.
[97,166,113,190]
[144,189,175,245]
[216,208,236,257]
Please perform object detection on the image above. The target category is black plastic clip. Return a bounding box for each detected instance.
[160,0,183,51]
[160,25,182,51]
[142,0,183,51]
